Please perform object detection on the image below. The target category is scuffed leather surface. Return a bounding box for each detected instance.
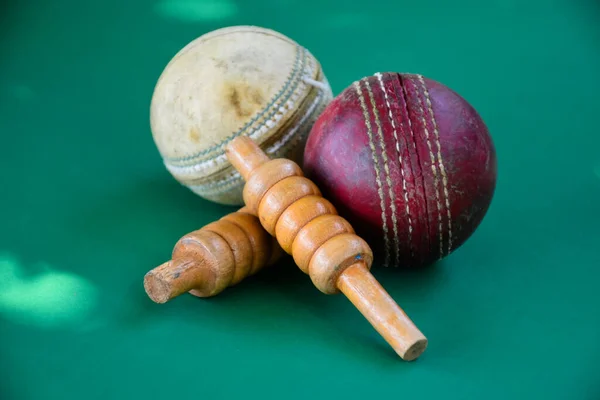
[304,72,497,268]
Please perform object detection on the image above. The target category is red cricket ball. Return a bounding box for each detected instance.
[303,72,497,268]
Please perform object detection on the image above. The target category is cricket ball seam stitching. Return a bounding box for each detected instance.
[411,75,444,259]
[376,72,413,263]
[164,45,306,164]
[397,74,424,261]
[368,74,400,268]
[418,75,453,255]
[184,81,330,195]
[353,79,391,268]
[163,57,318,177]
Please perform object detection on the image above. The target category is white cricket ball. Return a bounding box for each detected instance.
[150,25,333,205]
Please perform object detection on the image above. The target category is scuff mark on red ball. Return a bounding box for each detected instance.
[303,72,497,268]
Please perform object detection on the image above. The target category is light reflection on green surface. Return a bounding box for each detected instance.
[154,0,237,22]
[0,253,97,329]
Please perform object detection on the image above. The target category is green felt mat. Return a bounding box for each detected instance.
[1,0,599,398]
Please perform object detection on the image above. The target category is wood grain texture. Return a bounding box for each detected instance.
[257,176,321,235]
[292,214,354,274]
[337,263,428,361]
[143,207,283,302]
[243,159,304,213]
[225,136,428,361]
[275,195,337,253]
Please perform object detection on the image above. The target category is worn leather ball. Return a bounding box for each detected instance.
[303,72,497,268]
[150,25,333,205]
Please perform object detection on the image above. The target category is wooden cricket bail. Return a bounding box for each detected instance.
[143,207,283,303]
[225,136,428,361]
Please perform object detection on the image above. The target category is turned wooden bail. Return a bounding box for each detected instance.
[144,207,284,303]
[226,137,270,181]
[225,136,428,361]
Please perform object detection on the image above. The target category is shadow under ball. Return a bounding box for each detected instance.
[303,72,497,268]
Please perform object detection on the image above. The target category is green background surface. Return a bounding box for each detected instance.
[1,0,599,399]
